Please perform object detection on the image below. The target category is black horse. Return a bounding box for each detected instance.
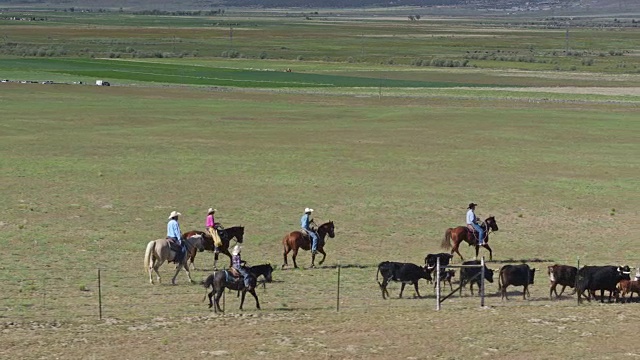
[248,263,275,284]
[202,269,260,313]
[183,226,244,270]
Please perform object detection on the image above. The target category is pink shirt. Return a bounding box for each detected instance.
[206,214,215,228]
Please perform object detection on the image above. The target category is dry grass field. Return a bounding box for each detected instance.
[1,79,639,359]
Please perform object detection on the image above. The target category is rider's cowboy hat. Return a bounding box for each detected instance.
[468,203,477,209]
[168,211,181,219]
[207,208,217,214]
[232,245,241,256]
[304,207,314,213]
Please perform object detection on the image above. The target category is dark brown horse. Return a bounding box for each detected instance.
[282,221,335,269]
[182,226,244,270]
[202,270,260,313]
[440,216,499,261]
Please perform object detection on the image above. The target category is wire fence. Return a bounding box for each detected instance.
[1,259,633,321]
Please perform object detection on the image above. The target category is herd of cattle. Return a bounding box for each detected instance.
[376,253,640,304]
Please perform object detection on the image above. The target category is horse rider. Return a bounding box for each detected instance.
[166,210,186,263]
[231,245,253,290]
[301,207,319,254]
[466,203,485,246]
[205,207,223,253]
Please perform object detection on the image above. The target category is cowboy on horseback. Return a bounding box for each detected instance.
[166,210,186,263]
[232,245,253,291]
[301,207,319,254]
[466,203,485,246]
[205,207,223,253]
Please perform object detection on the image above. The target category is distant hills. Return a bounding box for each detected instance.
[0,0,638,14]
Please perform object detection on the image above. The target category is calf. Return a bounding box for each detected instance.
[548,264,577,299]
[376,261,432,300]
[499,264,536,300]
[434,269,455,291]
[459,260,494,296]
[617,279,640,303]
[576,265,631,304]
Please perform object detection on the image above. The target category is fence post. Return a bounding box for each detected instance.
[336,264,341,312]
[576,256,580,306]
[480,257,485,307]
[98,268,103,320]
[42,274,47,310]
[436,257,441,311]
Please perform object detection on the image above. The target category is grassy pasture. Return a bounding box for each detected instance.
[1,9,640,359]
[1,11,639,73]
[1,79,639,358]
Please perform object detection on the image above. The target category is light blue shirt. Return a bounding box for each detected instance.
[167,219,182,244]
[466,209,477,225]
[301,213,311,230]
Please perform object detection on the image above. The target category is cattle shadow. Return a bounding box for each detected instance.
[488,258,555,264]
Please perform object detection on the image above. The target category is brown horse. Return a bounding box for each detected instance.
[282,221,335,269]
[182,226,244,270]
[440,216,499,261]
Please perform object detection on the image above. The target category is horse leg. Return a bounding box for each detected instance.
[249,289,261,310]
[292,248,299,269]
[171,264,181,285]
[282,245,290,269]
[189,251,197,271]
[153,259,164,284]
[213,252,219,270]
[207,290,214,309]
[214,288,224,313]
[318,248,327,266]
[182,261,194,283]
[482,244,493,261]
[240,290,246,310]
[310,252,316,268]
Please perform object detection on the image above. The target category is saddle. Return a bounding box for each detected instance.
[167,238,182,252]
[465,225,483,245]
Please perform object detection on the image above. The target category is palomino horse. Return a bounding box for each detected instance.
[202,270,260,313]
[440,216,499,261]
[282,221,335,269]
[143,235,205,285]
[182,226,245,270]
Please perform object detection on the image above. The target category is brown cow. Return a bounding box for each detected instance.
[548,264,578,299]
[617,279,640,303]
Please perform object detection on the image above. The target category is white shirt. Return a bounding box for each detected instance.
[466,209,476,225]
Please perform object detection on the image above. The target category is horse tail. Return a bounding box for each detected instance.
[282,234,290,250]
[144,240,155,273]
[441,229,452,250]
[201,273,215,302]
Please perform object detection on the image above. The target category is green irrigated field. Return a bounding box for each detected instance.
[1,9,640,360]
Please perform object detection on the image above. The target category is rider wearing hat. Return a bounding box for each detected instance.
[301,207,319,254]
[205,207,222,253]
[166,210,186,263]
[232,245,252,290]
[466,203,485,246]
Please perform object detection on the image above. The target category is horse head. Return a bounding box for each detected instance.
[234,226,245,243]
[484,216,498,232]
[323,221,335,239]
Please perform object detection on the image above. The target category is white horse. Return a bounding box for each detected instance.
[144,235,203,285]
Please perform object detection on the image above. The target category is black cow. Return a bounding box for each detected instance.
[576,265,631,304]
[459,260,494,296]
[548,264,578,299]
[376,261,432,300]
[425,253,454,270]
[499,264,536,300]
